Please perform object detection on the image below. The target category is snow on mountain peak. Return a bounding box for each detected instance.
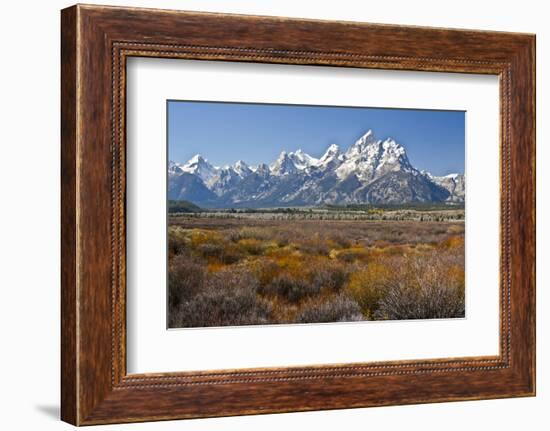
[168,128,465,206]
[322,144,340,158]
[288,149,319,170]
[344,130,379,158]
[180,154,218,183]
[444,173,460,179]
[317,143,342,169]
[382,137,403,152]
[168,160,184,176]
[234,159,248,168]
[187,154,206,164]
[233,160,252,177]
[336,133,412,181]
[270,151,299,175]
[357,129,374,144]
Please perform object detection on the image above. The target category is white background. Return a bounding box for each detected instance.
[0,0,547,430]
[127,59,500,373]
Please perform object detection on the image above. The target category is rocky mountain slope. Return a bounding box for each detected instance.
[168,130,465,208]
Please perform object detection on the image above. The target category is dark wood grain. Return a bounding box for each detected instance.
[61,4,535,425]
[60,5,77,425]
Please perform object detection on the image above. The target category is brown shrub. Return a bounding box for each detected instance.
[169,286,272,328]
[262,274,320,304]
[168,217,465,326]
[374,253,465,320]
[249,259,280,286]
[169,268,272,328]
[222,243,244,264]
[204,267,260,292]
[238,226,273,241]
[330,234,352,249]
[308,261,350,292]
[168,227,191,257]
[296,238,330,256]
[196,242,225,259]
[331,247,369,263]
[295,295,363,323]
[168,254,205,308]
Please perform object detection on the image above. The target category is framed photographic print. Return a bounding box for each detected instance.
[61,4,536,425]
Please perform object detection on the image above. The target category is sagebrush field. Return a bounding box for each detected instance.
[168,208,465,328]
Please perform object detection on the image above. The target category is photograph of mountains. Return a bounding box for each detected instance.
[167,101,465,328]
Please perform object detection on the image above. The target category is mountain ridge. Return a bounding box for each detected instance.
[168,130,465,208]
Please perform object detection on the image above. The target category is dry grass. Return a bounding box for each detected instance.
[167,216,465,328]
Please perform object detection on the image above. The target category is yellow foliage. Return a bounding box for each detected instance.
[207,262,227,272]
[447,224,464,235]
[446,264,465,287]
[441,235,465,249]
[237,238,265,255]
[275,254,304,276]
[247,258,281,285]
[189,229,223,247]
[345,261,392,318]
[330,246,369,263]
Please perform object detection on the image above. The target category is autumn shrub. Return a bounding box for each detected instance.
[169,268,272,328]
[330,233,352,249]
[295,294,363,323]
[374,253,465,320]
[345,261,393,318]
[441,235,465,250]
[167,216,465,326]
[226,229,242,242]
[375,281,464,320]
[273,253,303,276]
[264,245,297,259]
[238,238,265,255]
[238,226,273,241]
[167,227,191,257]
[309,261,350,292]
[274,234,290,247]
[296,238,330,256]
[197,242,225,259]
[170,285,272,327]
[189,229,223,248]
[447,224,465,235]
[249,259,280,286]
[331,247,369,263]
[168,254,205,308]
[262,274,320,303]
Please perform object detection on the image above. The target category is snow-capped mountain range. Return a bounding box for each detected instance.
[168,130,465,208]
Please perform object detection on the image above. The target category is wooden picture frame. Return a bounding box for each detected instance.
[61,4,535,425]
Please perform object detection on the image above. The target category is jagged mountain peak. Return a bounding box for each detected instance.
[179,154,218,184]
[337,132,412,182]
[270,151,299,175]
[321,143,340,159]
[255,163,271,176]
[288,149,319,171]
[188,154,205,163]
[183,154,213,170]
[168,160,184,176]
[317,143,342,169]
[234,159,248,168]
[168,128,464,207]
[344,130,380,158]
[425,172,465,203]
[356,129,375,145]
[233,159,252,177]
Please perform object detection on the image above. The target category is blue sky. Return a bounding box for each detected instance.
[168,100,465,176]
